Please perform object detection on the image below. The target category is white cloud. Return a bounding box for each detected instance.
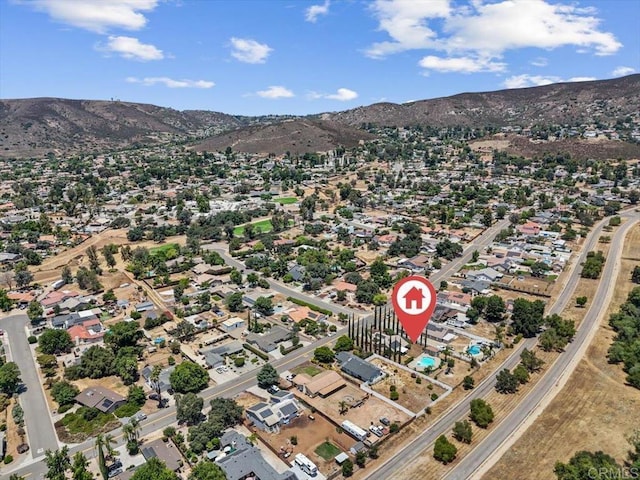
[126,77,214,88]
[419,55,506,73]
[531,57,548,67]
[230,37,273,64]
[100,36,163,61]
[309,88,359,101]
[612,66,637,77]
[503,74,596,89]
[306,0,330,23]
[367,0,622,71]
[256,86,295,99]
[27,0,159,33]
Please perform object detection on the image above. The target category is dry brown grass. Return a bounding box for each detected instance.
[483,223,640,480]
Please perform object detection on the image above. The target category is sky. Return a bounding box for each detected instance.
[1,0,639,116]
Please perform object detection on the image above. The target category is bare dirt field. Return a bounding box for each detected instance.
[369,358,447,414]
[483,223,640,480]
[252,411,348,476]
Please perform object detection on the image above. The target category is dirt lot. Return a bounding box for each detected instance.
[252,411,349,476]
[369,358,447,414]
[483,223,640,480]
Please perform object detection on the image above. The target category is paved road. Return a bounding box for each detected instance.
[0,314,59,458]
[5,218,510,478]
[365,211,638,480]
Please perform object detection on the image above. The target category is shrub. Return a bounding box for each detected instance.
[4,454,13,464]
[430,393,439,401]
[389,423,400,434]
[290,436,298,446]
[168,356,176,366]
[234,357,245,367]
[390,391,399,401]
[114,402,141,418]
[27,335,37,344]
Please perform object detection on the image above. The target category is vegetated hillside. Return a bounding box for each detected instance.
[0,98,241,157]
[193,119,374,155]
[323,75,640,128]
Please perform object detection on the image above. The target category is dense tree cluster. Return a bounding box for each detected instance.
[581,251,606,279]
[608,287,640,389]
[510,298,545,337]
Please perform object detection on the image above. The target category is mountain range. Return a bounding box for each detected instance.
[0,74,638,158]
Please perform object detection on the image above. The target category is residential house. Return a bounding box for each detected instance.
[135,301,155,312]
[467,267,503,283]
[425,323,457,344]
[140,365,175,393]
[335,352,385,384]
[74,386,125,413]
[288,265,306,282]
[246,396,301,433]
[215,431,298,480]
[67,318,106,345]
[221,317,245,332]
[303,370,347,398]
[246,326,291,353]
[141,438,184,472]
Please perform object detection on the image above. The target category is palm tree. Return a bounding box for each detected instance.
[95,435,108,480]
[124,417,141,443]
[103,434,118,461]
[150,365,163,408]
[247,433,258,446]
[71,452,93,480]
[338,400,348,415]
[494,325,505,347]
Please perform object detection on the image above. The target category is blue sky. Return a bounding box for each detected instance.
[1,0,638,116]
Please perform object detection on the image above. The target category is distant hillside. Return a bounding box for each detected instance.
[322,74,640,128]
[0,98,241,157]
[1,75,638,157]
[192,119,373,155]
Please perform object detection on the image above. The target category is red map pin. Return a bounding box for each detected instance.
[391,275,438,342]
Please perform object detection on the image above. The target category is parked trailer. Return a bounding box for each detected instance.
[294,453,318,476]
[341,420,368,441]
[51,279,66,290]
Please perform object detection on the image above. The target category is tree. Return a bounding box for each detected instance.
[170,361,209,393]
[554,451,623,480]
[333,335,354,352]
[14,263,33,288]
[86,245,101,274]
[472,250,480,262]
[209,397,243,427]
[131,458,179,480]
[355,280,380,304]
[104,321,142,351]
[256,363,279,388]
[632,266,640,284]
[71,452,93,480]
[484,295,506,323]
[520,349,544,373]
[61,265,74,284]
[462,376,475,390]
[254,296,274,316]
[176,392,204,425]
[513,364,530,384]
[188,461,227,480]
[495,369,519,394]
[511,298,545,337]
[433,435,458,464]
[576,296,588,307]
[123,418,141,453]
[51,381,80,406]
[27,300,44,321]
[226,292,244,312]
[341,459,354,477]
[102,247,116,270]
[230,268,243,285]
[150,365,163,408]
[313,346,335,363]
[370,257,392,288]
[452,420,473,444]
[45,447,71,480]
[469,398,494,428]
[0,362,21,395]
[0,289,14,311]
[39,329,73,354]
[355,450,367,468]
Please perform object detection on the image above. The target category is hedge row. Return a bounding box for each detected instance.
[286,297,332,316]
[243,343,270,361]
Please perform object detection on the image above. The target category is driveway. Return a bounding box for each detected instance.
[0,313,59,457]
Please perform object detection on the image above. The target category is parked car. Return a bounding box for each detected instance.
[267,385,280,394]
[308,414,315,421]
[133,412,147,421]
[380,417,390,426]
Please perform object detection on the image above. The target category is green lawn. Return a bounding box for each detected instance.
[293,364,324,377]
[233,219,274,236]
[273,197,298,204]
[315,441,341,461]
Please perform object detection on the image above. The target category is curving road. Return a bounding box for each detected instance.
[364,210,639,480]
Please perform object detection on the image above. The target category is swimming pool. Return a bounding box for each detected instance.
[467,345,481,355]
[416,356,437,369]
[154,337,165,345]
